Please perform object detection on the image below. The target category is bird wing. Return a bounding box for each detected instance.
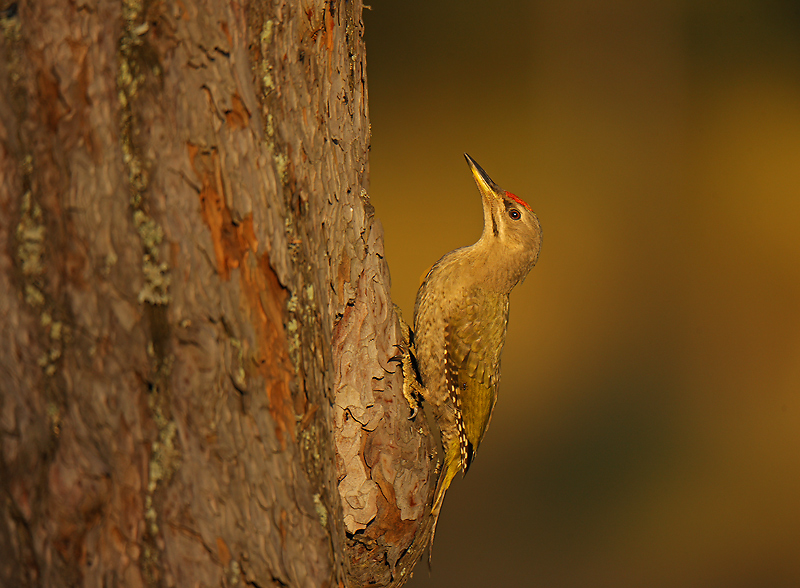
[445,290,509,471]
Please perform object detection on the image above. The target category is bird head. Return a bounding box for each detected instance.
[465,153,542,289]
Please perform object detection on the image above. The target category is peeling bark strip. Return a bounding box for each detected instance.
[187,141,294,447]
[331,231,435,584]
[1,0,435,586]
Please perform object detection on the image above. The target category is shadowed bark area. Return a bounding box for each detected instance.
[0,0,434,586]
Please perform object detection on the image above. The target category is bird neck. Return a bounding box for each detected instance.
[464,235,528,295]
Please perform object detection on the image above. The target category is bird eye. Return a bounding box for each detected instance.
[508,208,521,220]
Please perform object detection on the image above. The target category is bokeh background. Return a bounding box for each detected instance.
[363,1,800,587]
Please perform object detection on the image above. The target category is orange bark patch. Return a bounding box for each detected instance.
[176,0,190,20]
[325,8,335,53]
[38,68,65,132]
[216,536,231,567]
[325,6,335,74]
[187,142,253,281]
[219,20,232,46]
[225,93,251,131]
[187,142,295,446]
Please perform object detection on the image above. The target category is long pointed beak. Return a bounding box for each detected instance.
[464,153,503,199]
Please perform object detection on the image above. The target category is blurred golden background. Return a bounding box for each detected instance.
[364,1,800,586]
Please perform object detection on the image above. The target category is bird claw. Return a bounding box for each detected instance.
[395,306,424,420]
[402,367,420,420]
[399,340,424,420]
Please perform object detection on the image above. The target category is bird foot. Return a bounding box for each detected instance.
[393,306,424,419]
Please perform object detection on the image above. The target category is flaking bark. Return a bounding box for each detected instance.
[0,0,435,586]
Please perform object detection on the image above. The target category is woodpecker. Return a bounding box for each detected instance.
[412,153,542,555]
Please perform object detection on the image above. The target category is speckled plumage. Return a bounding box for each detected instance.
[412,154,542,557]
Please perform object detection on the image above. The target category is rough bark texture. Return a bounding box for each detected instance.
[0,0,434,586]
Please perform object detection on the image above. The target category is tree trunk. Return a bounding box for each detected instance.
[0,0,434,586]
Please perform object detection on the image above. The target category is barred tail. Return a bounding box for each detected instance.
[428,437,463,564]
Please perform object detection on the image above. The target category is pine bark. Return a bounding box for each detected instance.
[0,1,434,586]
